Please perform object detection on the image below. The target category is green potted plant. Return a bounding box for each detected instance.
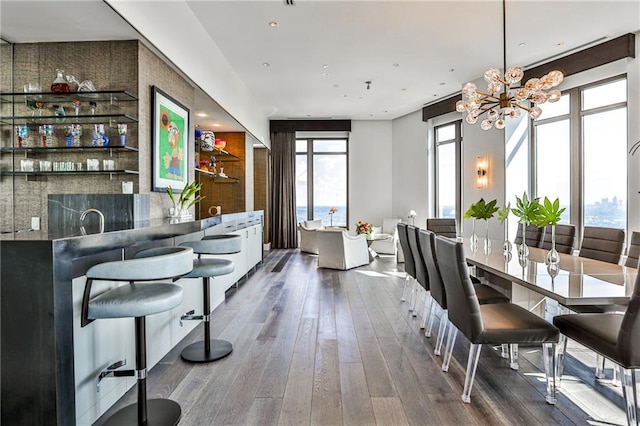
[464,198,499,253]
[510,192,541,258]
[166,181,205,219]
[497,202,512,255]
[535,197,566,265]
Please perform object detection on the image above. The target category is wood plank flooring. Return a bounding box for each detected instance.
[95,249,629,425]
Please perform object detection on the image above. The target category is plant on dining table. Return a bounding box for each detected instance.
[535,197,566,265]
[497,202,512,255]
[511,192,541,258]
[464,198,499,253]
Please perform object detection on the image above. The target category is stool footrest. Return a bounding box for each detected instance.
[97,359,135,392]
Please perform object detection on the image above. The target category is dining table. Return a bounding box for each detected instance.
[464,241,637,308]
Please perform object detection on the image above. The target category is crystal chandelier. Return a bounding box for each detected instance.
[455,0,564,130]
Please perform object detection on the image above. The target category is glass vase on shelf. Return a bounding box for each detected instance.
[503,217,513,256]
[545,225,560,265]
[470,218,478,252]
[517,222,529,259]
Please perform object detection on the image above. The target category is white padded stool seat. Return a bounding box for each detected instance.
[91,246,194,281]
[89,283,183,319]
[182,233,242,255]
[182,258,235,279]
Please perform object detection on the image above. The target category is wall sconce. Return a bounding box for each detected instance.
[407,210,417,225]
[476,156,488,188]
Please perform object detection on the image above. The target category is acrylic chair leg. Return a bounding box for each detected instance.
[555,334,568,390]
[425,303,438,338]
[461,343,483,403]
[401,274,410,302]
[509,344,519,370]
[410,282,418,316]
[596,354,606,379]
[420,293,432,329]
[542,342,557,405]
[613,365,621,387]
[619,365,638,425]
[442,326,457,372]
[501,344,509,359]
[434,311,448,356]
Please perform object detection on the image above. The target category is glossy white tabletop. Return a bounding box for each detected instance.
[464,242,637,306]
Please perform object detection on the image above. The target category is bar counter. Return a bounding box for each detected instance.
[0,214,264,425]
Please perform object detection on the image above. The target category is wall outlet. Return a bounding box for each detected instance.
[31,217,40,231]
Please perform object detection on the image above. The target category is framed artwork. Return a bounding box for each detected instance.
[152,86,190,192]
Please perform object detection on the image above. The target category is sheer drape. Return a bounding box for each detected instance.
[269,132,298,248]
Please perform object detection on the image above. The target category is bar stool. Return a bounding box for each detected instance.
[178,234,242,362]
[81,246,194,426]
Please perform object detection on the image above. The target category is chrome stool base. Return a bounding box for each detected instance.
[103,398,181,426]
[181,339,233,363]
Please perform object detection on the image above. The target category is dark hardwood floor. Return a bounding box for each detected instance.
[96,249,629,425]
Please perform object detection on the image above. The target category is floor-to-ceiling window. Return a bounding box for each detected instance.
[434,121,461,221]
[296,138,348,227]
[532,75,628,237]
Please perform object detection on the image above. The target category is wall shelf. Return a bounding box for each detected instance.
[1,170,139,176]
[195,168,239,183]
[1,145,139,153]
[0,90,138,103]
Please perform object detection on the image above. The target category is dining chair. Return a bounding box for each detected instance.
[579,226,625,264]
[435,236,559,404]
[407,225,431,323]
[554,270,640,426]
[539,224,577,254]
[397,223,416,304]
[426,218,457,238]
[514,223,544,247]
[420,230,509,358]
[625,231,640,268]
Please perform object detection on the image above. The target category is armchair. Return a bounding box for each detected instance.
[369,218,401,255]
[299,219,324,254]
[316,229,369,270]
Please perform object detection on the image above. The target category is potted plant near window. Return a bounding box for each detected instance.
[511,192,541,259]
[464,198,499,254]
[535,197,566,265]
[166,181,205,219]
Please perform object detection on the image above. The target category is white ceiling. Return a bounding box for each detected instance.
[1,0,639,124]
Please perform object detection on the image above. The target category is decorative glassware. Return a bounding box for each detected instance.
[483,221,491,255]
[54,104,66,123]
[200,130,215,151]
[89,101,97,115]
[545,224,560,265]
[470,218,478,252]
[66,124,82,147]
[92,124,109,146]
[72,100,81,116]
[15,125,31,148]
[503,218,513,255]
[517,222,529,259]
[50,69,70,93]
[39,125,55,147]
[117,124,127,146]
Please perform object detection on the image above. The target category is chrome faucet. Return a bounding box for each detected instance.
[80,208,105,235]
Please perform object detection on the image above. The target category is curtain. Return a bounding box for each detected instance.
[270,131,298,248]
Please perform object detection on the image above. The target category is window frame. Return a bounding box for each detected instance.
[434,120,462,226]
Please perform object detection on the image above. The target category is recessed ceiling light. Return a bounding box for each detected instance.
[384,110,388,113]
[359,97,363,100]
[269,21,279,28]
[450,68,455,72]
[392,63,399,67]
[401,88,407,91]
[196,112,208,118]
[519,42,526,47]
[343,94,348,98]
[263,62,270,67]
[433,94,438,97]
[556,41,564,47]
[332,84,339,88]
[322,64,329,69]
[212,123,221,127]
[322,73,329,77]
[370,114,374,117]
[439,82,446,86]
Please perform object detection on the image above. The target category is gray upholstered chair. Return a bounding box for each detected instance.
[420,230,509,358]
[81,246,193,425]
[426,218,457,238]
[178,234,242,362]
[407,225,430,322]
[579,226,625,264]
[397,223,416,304]
[514,223,544,247]
[539,224,577,254]
[554,270,640,426]
[435,236,559,404]
[625,231,640,268]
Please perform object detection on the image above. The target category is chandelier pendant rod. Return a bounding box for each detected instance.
[502,0,507,97]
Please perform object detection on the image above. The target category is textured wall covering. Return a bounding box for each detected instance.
[254,146,270,243]
[0,40,197,232]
